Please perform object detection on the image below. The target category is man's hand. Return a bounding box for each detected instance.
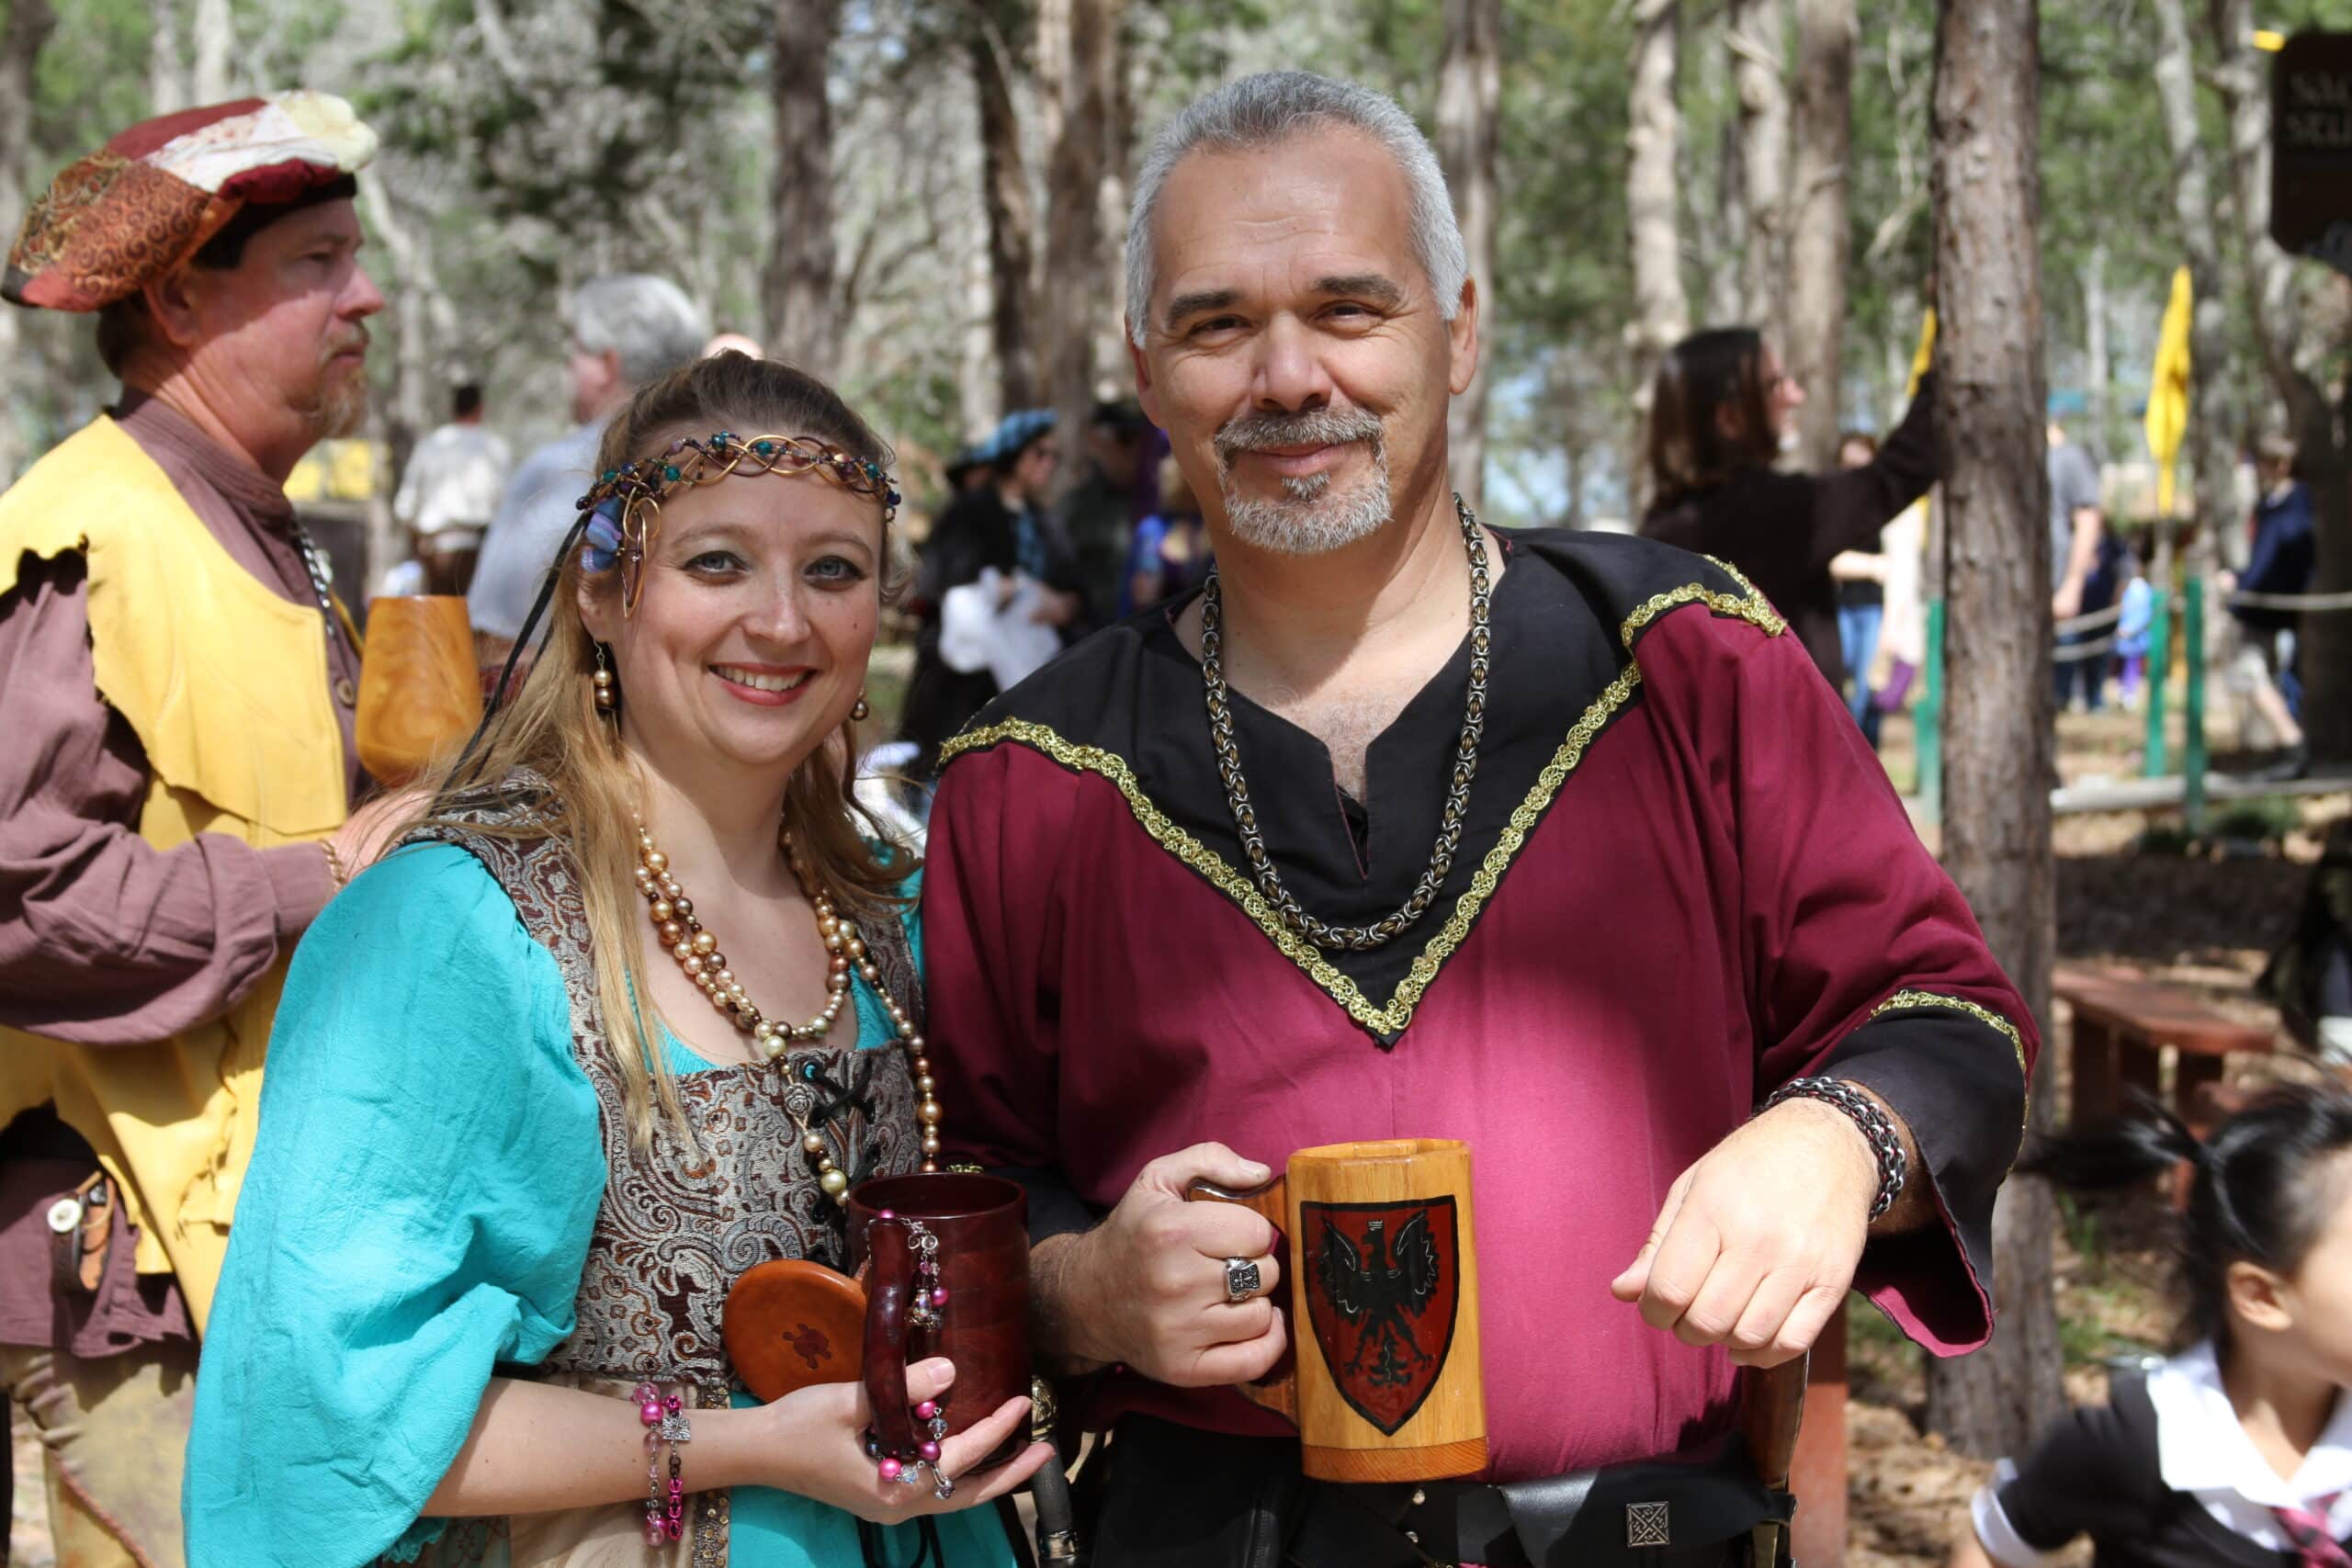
[1610,1099,1884,1368]
[1031,1143,1286,1386]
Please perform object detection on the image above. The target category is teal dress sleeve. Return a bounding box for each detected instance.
[183,842,605,1568]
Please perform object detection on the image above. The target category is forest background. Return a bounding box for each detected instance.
[2,0,2346,539]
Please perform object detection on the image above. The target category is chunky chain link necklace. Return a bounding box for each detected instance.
[1199,492,1491,953]
[287,514,345,654]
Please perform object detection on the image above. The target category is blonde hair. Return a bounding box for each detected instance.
[418,354,909,1153]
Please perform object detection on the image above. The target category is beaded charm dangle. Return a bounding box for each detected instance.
[867,1215,955,1497]
[851,690,871,722]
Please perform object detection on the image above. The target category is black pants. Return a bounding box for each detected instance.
[1085,1418,1777,1568]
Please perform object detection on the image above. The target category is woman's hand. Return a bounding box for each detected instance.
[761,1358,1054,1521]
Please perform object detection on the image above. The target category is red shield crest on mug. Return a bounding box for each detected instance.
[1298,1197,1462,1437]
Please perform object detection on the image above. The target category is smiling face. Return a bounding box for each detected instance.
[1131,124,1476,556]
[580,468,885,792]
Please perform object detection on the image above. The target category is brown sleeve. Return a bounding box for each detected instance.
[0,551,334,1045]
[1804,371,1940,574]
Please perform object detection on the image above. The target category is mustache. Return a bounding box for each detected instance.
[322,327,370,361]
[1213,405,1384,467]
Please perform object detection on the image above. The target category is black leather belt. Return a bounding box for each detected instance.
[1089,1416,1790,1568]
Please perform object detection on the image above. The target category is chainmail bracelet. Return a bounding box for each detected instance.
[1761,1077,1907,1221]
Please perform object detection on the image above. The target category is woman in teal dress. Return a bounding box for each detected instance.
[184,354,1049,1566]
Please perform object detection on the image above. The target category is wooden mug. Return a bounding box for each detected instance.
[1189,1137,1487,1483]
[721,1173,1032,1469]
[356,594,481,786]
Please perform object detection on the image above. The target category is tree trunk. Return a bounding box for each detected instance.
[1786,0,1854,470]
[189,0,230,103]
[356,168,439,596]
[149,0,183,114]
[764,0,841,378]
[1038,0,1119,486]
[1922,0,2067,1461]
[2150,0,2236,584]
[0,0,57,488]
[1729,0,1790,338]
[2083,244,2109,462]
[971,7,1041,413]
[2207,0,2350,761]
[1626,0,1689,513]
[1437,0,1500,513]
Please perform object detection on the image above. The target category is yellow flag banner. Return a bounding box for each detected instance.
[1906,307,1937,398]
[2145,265,2192,514]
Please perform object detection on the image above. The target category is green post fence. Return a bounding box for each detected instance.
[2183,575,2207,831]
[1918,599,1944,823]
[2143,586,2172,778]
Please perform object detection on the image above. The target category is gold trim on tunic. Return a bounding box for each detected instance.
[939,570,1787,1036]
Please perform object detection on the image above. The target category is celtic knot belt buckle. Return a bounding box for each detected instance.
[1626,1500,1670,1548]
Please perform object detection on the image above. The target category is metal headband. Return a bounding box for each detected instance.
[574,431,903,616]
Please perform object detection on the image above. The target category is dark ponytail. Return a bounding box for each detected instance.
[2020,1082,2352,1348]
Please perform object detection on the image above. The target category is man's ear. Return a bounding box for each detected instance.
[141,266,206,352]
[1130,333,1163,431]
[1447,277,1480,397]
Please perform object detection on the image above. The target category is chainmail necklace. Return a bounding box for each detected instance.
[286,514,345,653]
[1199,492,1491,953]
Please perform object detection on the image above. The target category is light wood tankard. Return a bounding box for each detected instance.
[1188,1137,1487,1483]
[356,595,481,787]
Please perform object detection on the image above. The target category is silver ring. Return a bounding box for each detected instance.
[1223,1256,1263,1303]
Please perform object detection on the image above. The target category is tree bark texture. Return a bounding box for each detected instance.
[1923,0,2066,1461]
[1729,0,1790,340]
[1038,0,1119,486]
[1437,0,1500,513]
[149,0,183,115]
[0,0,57,488]
[971,7,1041,413]
[189,0,230,103]
[1786,0,1853,471]
[1626,0,1689,512]
[2149,0,2236,575]
[356,167,445,595]
[2083,245,2109,462]
[765,0,842,378]
[2207,0,2350,760]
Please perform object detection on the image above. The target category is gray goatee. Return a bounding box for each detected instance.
[1212,405,1390,556]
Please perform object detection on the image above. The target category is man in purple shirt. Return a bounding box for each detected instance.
[0,93,396,1565]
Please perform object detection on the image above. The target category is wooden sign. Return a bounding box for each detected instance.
[2274,31,2352,276]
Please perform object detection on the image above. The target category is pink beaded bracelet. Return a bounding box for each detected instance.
[633,1382,692,1546]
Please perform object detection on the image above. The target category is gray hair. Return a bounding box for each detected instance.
[571,273,711,389]
[1125,72,1467,344]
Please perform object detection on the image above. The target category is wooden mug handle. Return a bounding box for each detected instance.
[1183,1175,1297,1426]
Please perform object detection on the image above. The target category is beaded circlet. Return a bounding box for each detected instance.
[575,432,903,615]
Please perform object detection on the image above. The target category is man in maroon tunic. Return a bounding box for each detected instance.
[923,72,2034,1568]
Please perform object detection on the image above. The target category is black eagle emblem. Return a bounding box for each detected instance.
[1314,1211,1442,1387]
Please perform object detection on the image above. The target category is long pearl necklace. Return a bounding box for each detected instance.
[631,818,944,1190]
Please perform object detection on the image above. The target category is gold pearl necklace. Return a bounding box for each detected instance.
[631,817,944,1190]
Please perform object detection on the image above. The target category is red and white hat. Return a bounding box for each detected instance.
[4,89,377,312]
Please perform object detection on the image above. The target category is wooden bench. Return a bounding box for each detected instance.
[2054,964,2276,1129]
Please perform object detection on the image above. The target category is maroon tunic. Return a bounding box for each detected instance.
[0,393,363,1352]
[922,529,2035,1484]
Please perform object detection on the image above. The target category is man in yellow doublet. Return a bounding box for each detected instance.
[0,91,387,1566]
